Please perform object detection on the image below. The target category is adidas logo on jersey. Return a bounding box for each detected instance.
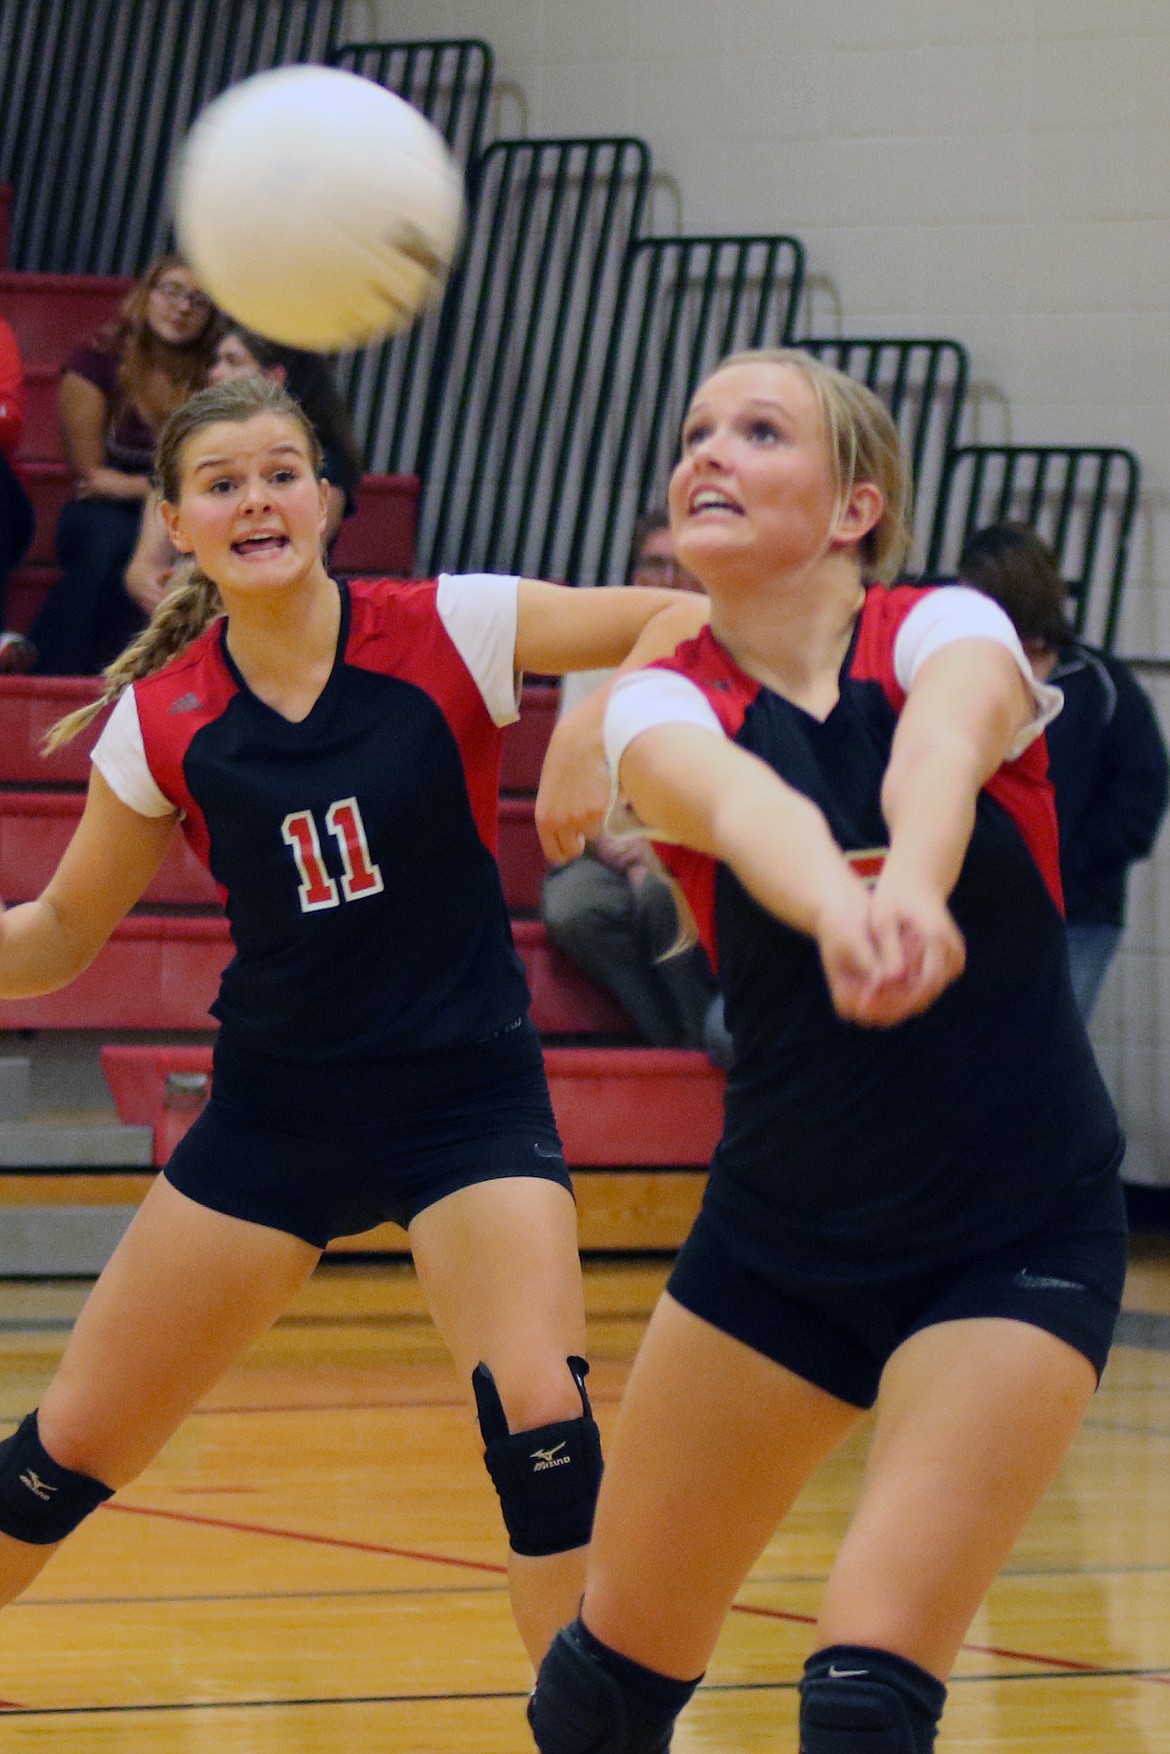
[168,692,203,714]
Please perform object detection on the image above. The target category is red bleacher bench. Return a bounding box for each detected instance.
[0,789,543,913]
[0,678,558,791]
[0,916,635,1037]
[0,675,105,781]
[101,1041,725,1169]
[0,271,133,362]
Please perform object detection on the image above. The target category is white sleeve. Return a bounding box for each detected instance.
[604,668,726,779]
[893,586,1063,759]
[90,689,176,818]
[436,572,521,727]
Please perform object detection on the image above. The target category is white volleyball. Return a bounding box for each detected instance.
[173,65,463,351]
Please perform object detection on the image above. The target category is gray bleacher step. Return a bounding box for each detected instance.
[0,1058,31,1122]
[0,1119,153,1167]
[0,1206,138,1276]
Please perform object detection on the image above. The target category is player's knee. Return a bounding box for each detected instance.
[0,1411,114,1545]
[472,1355,602,1556]
[799,1644,947,1753]
[530,1618,699,1754]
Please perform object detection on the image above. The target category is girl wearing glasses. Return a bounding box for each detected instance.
[25,255,220,676]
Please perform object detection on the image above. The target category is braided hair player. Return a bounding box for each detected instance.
[0,372,707,1668]
[529,348,1126,1752]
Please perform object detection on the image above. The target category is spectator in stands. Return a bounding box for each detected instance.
[541,510,732,1066]
[0,312,35,669]
[28,255,220,674]
[124,322,364,614]
[0,374,708,1672]
[960,522,1169,1020]
[529,349,1125,1754]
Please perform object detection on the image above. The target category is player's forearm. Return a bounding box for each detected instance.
[711,776,860,940]
[880,727,983,902]
[0,896,101,997]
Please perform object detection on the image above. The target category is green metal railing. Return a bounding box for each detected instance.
[327,39,494,476]
[799,337,969,567]
[0,0,347,273]
[926,444,1141,651]
[416,136,651,579]
[568,234,805,586]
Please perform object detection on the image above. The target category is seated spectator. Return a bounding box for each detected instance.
[28,256,220,674]
[124,322,364,613]
[541,510,732,1065]
[0,313,35,669]
[960,521,1169,1019]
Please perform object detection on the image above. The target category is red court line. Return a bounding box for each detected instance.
[102,1502,506,1576]
[104,1501,1167,1688]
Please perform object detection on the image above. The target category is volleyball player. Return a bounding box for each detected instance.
[529,349,1126,1752]
[0,373,706,1669]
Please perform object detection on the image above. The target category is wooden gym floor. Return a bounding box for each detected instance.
[0,1238,1167,1750]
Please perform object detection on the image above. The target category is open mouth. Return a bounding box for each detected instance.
[231,533,289,557]
[689,488,742,516]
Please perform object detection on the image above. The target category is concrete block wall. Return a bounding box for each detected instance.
[353,0,1170,1184]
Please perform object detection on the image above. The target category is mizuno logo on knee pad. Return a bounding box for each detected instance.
[18,1469,57,1501]
[0,1411,113,1545]
[472,1357,604,1556]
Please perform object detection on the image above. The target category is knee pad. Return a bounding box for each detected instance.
[530,1618,699,1754]
[472,1354,602,1557]
[0,1411,113,1545]
[799,1644,947,1753]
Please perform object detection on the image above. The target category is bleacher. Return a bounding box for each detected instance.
[0,16,1145,1269]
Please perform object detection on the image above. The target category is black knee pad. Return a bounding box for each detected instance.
[799,1644,947,1753]
[0,1411,113,1545]
[530,1618,699,1754]
[472,1354,602,1557]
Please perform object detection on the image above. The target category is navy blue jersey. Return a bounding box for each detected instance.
[93,575,531,1069]
[624,585,1124,1277]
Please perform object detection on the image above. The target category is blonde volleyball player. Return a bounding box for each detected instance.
[529,350,1126,1752]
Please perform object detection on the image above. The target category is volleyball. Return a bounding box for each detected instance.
[173,65,464,352]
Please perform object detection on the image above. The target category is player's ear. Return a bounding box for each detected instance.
[831,481,884,552]
[159,499,195,555]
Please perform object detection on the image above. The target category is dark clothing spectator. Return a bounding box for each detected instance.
[1047,642,1169,927]
[958,521,1170,1019]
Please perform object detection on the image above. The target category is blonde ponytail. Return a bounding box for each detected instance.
[43,563,223,751]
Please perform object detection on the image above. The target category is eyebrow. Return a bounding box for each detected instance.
[191,443,306,473]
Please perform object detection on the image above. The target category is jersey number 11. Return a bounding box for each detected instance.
[281,798,385,912]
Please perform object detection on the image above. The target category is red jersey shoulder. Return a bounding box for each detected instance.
[652,624,762,738]
[848,582,936,708]
[344,576,451,677]
[131,617,238,806]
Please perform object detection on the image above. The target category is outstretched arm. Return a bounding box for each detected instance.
[617,723,907,1025]
[514,578,708,677]
[533,593,711,863]
[870,637,1034,1004]
[0,770,177,997]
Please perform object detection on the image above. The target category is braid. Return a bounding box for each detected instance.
[43,564,223,752]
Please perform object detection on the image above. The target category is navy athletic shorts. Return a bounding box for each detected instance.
[667,1175,1128,1407]
[163,1018,572,1248]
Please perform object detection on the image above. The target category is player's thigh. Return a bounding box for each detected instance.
[818,1315,1097,1676]
[409,1175,586,1426]
[583,1290,861,1679]
[40,1174,320,1485]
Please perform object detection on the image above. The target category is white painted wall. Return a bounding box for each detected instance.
[349,0,1170,1185]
